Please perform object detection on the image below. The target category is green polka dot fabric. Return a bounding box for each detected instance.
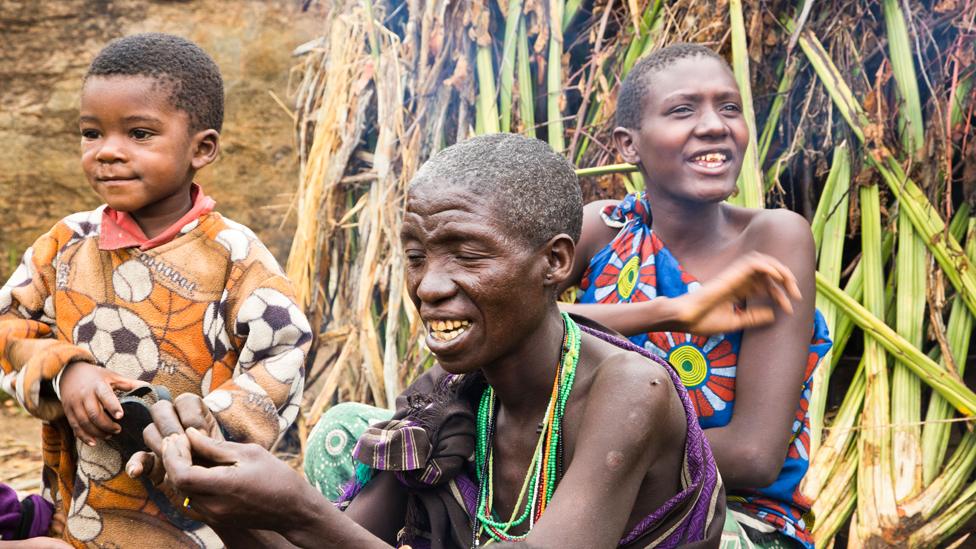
[304,402,393,501]
[721,511,804,549]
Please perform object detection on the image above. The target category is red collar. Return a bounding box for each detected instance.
[98,183,216,251]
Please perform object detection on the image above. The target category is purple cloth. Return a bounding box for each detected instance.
[0,483,53,540]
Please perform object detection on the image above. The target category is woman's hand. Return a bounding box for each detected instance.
[133,396,391,548]
[125,394,222,482]
[160,427,313,532]
[673,251,801,335]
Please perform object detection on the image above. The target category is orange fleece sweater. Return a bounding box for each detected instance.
[0,207,311,548]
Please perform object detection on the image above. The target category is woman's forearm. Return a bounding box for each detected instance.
[213,528,299,548]
[278,482,391,549]
[560,297,682,336]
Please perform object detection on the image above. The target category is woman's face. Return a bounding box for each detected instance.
[616,56,749,204]
[400,185,551,375]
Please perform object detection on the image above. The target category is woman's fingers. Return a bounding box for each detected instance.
[126,450,154,478]
[143,423,163,454]
[160,434,224,496]
[185,427,238,465]
[149,400,188,440]
[763,274,794,316]
[129,424,167,485]
[747,253,801,300]
[734,304,776,329]
[173,393,221,439]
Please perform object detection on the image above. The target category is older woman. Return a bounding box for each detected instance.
[129,134,801,549]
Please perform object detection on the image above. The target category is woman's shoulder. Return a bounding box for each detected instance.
[734,206,814,254]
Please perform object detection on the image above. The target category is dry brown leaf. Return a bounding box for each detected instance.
[443,54,470,91]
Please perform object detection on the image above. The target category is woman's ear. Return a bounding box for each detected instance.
[190,129,221,170]
[542,234,575,291]
[612,126,641,164]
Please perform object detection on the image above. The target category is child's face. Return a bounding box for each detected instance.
[615,56,748,204]
[79,75,217,218]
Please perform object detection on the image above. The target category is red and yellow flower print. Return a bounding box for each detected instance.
[645,331,740,427]
[580,230,662,303]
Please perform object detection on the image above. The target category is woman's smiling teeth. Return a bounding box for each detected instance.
[691,152,728,168]
[428,319,471,341]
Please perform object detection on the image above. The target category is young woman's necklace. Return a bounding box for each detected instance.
[472,312,581,546]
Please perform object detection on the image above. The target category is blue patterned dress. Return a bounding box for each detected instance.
[578,193,831,548]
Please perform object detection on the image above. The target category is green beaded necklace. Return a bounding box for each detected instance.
[473,312,581,546]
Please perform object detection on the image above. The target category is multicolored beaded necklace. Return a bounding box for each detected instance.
[472,312,581,546]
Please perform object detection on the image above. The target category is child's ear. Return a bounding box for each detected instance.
[190,129,220,170]
[612,126,641,164]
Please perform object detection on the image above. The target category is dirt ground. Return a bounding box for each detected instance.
[0,398,44,495]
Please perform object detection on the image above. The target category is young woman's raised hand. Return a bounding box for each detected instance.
[672,251,801,335]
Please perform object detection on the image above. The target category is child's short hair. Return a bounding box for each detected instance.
[85,33,224,133]
[615,43,728,130]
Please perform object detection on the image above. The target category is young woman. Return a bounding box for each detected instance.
[564,44,831,549]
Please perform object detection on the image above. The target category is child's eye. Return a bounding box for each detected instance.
[80,129,100,140]
[130,129,153,140]
[722,103,742,113]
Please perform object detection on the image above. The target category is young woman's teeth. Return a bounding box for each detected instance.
[693,152,727,168]
[429,320,471,341]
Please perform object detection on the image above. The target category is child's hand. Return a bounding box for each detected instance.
[59,362,147,446]
[674,252,801,335]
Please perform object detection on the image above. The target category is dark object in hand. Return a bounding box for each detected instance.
[116,385,172,459]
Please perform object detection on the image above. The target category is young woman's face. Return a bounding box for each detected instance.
[619,56,748,204]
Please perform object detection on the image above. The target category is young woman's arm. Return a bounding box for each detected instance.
[562,201,801,337]
[702,209,817,488]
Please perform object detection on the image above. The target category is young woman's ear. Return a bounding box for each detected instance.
[612,126,641,165]
[191,129,221,170]
[542,234,575,291]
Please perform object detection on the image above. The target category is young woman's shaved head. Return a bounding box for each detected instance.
[615,43,729,130]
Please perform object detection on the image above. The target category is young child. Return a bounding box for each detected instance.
[563,44,831,548]
[0,33,311,547]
